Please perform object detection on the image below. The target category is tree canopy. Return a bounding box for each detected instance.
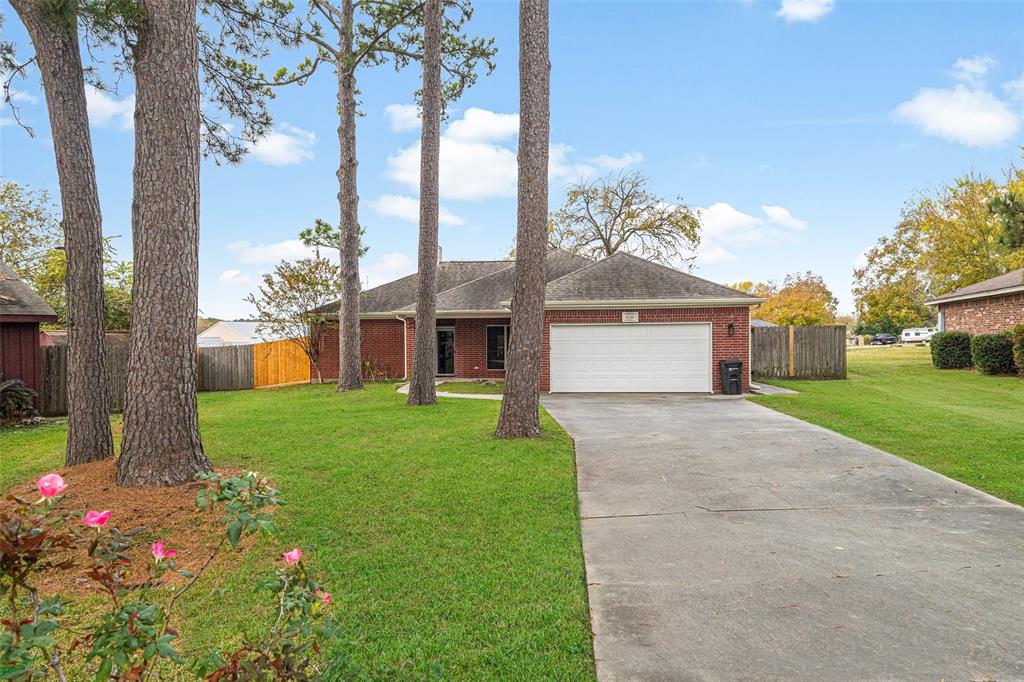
[549,171,701,267]
[733,272,838,327]
[0,179,62,280]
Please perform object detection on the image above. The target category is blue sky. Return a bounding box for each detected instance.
[3,0,1023,319]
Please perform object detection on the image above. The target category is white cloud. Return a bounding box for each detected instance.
[1003,75,1024,103]
[385,103,420,132]
[367,194,466,226]
[761,205,808,231]
[697,202,808,264]
[218,269,255,287]
[386,107,643,201]
[893,84,1019,147]
[85,86,135,130]
[443,107,520,143]
[387,137,518,201]
[226,239,318,264]
[8,88,38,105]
[247,123,316,166]
[776,0,835,23]
[952,55,997,85]
[362,252,415,288]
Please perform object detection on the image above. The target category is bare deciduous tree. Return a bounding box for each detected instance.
[550,171,701,267]
[245,253,341,384]
[495,0,549,439]
[406,0,442,407]
[118,0,212,487]
[10,0,113,466]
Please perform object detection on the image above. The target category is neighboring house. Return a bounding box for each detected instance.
[751,319,777,328]
[41,330,130,347]
[0,261,57,408]
[926,268,1024,335]
[315,250,764,393]
[197,320,287,347]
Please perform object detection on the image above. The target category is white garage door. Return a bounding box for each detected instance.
[549,323,712,393]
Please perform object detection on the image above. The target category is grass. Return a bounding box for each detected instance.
[0,383,595,680]
[435,381,505,395]
[750,344,1024,505]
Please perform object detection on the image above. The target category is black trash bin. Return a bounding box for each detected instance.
[719,359,743,395]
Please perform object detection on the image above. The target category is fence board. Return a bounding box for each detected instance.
[40,345,130,417]
[253,339,310,388]
[196,345,254,392]
[751,325,846,380]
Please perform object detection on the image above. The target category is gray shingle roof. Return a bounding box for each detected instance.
[406,250,593,313]
[315,260,512,316]
[0,261,58,320]
[541,252,760,303]
[926,268,1024,304]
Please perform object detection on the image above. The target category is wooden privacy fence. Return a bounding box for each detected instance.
[41,339,310,415]
[751,325,847,380]
[197,339,310,392]
[40,345,130,417]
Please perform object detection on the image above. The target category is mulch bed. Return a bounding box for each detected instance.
[3,460,245,596]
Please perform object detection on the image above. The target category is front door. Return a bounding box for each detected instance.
[436,328,455,376]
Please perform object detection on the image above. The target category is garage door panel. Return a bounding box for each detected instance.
[549,323,711,393]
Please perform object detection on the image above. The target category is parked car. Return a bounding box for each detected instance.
[900,327,938,344]
[870,333,898,345]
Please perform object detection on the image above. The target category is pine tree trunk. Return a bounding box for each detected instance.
[406,0,442,407]
[335,0,363,392]
[118,0,211,486]
[495,0,550,439]
[12,0,113,466]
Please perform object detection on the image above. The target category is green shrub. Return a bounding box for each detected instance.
[971,332,1016,375]
[930,331,973,369]
[1012,324,1024,377]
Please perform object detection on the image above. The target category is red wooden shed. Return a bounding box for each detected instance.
[1,261,58,409]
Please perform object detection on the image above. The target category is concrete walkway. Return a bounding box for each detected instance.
[541,393,1024,681]
[395,381,503,400]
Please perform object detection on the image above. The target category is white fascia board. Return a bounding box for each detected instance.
[498,298,766,309]
[925,285,1024,307]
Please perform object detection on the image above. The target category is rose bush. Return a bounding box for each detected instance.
[0,471,336,680]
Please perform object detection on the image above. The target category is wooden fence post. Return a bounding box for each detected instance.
[788,325,796,378]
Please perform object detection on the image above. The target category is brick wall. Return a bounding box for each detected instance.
[319,306,753,393]
[540,307,751,393]
[316,318,407,381]
[404,317,511,380]
[940,293,1024,335]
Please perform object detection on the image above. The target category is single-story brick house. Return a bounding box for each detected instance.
[926,267,1024,335]
[1,260,58,409]
[316,250,764,393]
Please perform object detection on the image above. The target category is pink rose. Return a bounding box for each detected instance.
[282,548,302,564]
[82,510,111,528]
[152,542,177,561]
[37,474,66,499]
[315,589,331,606]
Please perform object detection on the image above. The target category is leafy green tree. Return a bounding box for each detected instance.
[245,252,342,383]
[0,180,62,280]
[549,171,701,267]
[30,241,133,330]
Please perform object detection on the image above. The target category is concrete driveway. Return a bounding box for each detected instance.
[541,394,1024,681]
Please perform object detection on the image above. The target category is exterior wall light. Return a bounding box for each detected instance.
[727,323,735,336]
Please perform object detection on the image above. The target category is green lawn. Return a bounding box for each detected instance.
[436,381,505,395]
[0,384,595,680]
[751,345,1024,505]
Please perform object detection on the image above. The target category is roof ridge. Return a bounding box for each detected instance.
[540,251,611,290]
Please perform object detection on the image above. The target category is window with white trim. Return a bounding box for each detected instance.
[486,325,510,370]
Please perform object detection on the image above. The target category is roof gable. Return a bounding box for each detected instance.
[0,261,58,320]
[542,252,760,304]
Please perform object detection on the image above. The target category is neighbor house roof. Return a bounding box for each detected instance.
[42,330,130,347]
[401,250,594,314]
[925,268,1024,306]
[536,252,764,308]
[198,320,289,343]
[0,261,58,321]
[751,319,777,328]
